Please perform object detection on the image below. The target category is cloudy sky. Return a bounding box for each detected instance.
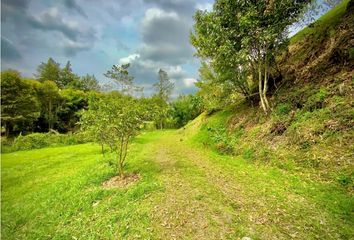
[1,0,214,96]
[1,0,334,96]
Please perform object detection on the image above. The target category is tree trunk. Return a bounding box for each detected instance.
[122,138,129,165]
[258,64,267,113]
[4,122,11,137]
[48,100,53,130]
[118,137,125,178]
[119,162,124,178]
[263,64,270,111]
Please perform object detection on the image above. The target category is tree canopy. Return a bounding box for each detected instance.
[1,70,40,136]
[80,94,146,177]
[191,0,312,113]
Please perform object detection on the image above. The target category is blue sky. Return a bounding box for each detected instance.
[1,0,334,96]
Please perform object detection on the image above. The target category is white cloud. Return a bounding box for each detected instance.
[196,3,213,11]
[143,8,179,22]
[119,53,140,64]
[183,78,197,87]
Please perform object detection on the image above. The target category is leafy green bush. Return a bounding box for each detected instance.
[206,126,234,154]
[274,103,292,116]
[335,173,353,188]
[11,132,92,151]
[170,94,204,128]
[13,133,49,150]
[242,148,255,161]
[304,88,328,111]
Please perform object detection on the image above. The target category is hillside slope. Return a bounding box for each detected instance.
[186,0,354,189]
[284,0,353,82]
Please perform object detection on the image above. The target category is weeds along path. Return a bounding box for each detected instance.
[144,130,353,240]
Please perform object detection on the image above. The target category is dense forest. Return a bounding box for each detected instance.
[1,0,353,239]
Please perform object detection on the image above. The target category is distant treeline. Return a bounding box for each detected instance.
[1,58,203,137]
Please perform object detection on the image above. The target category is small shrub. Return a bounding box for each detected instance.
[232,127,244,139]
[299,140,312,149]
[143,121,156,131]
[304,88,328,111]
[258,148,272,162]
[207,125,235,154]
[11,132,92,151]
[13,133,50,150]
[242,148,255,161]
[274,103,292,116]
[336,173,353,187]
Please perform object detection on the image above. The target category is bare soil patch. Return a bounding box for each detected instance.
[102,173,140,189]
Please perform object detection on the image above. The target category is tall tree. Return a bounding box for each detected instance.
[153,69,174,128]
[191,0,312,113]
[37,81,61,130]
[57,88,88,132]
[59,61,78,88]
[191,6,253,102]
[154,69,174,102]
[1,70,40,136]
[36,58,61,86]
[79,74,101,92]
[104,63,138,94]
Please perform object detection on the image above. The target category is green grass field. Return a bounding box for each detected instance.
[2,129,353,239]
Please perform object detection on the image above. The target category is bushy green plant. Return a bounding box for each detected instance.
[242,148,255,161]
[11,132,91,151]
[335,173,353,187]
[1,137,14,153]
[304,88,328,111]
[80,94,146,177]
[170,94,204,128]
[206,126,234,154]
[13,133,50,150]
[274,103,292,116]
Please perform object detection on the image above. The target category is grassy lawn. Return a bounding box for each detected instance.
[2,129,353,239]
[1,131,166,239]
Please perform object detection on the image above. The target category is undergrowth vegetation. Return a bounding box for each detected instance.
[1,132,91,153]
[193,83,353,190]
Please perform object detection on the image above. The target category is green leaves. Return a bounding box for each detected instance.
[80,94,146,176]
[1,70,41,135]
[191,0,312,111]
[154,69,174,103]
[104,64,139,94]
